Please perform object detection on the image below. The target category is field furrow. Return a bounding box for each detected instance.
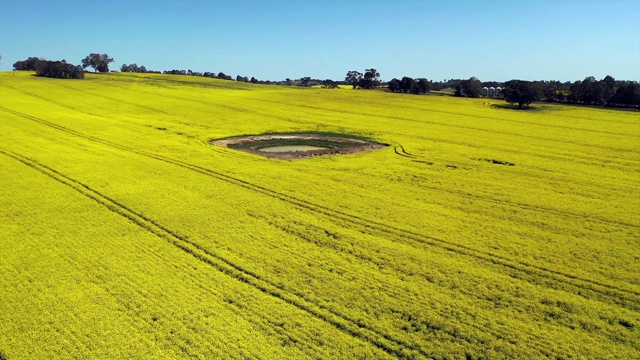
[1,72,638,359]
[2,104,639,305]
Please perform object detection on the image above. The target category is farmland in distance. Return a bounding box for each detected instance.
[0,71,638,359]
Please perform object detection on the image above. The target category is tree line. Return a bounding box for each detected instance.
[36,61,84,79]
[385,74,639,109]
[388,77,430,94]
[12,57,84,79]
[11,54,640,108]
[12,53,114,79]
[498,76,640,109]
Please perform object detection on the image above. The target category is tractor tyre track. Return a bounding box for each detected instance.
[49,82,172,115]
[403,131,637,174]
[280,91,637,137]
[0,146,430,359]
[250,213,559,355]
[3,84,105,119]
[2,106,638,310]
[392,144,636,228]
[120,73,637,128]
[97,79,637,170]
[198,92,639,154]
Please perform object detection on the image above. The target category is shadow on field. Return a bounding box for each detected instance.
[472,158,515,166]
[490,103,541,111]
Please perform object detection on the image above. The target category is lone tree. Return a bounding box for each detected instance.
[345,70,363,89]
[81,53,114,72]
[359,68,380,89]
[462,76,482,98]
[503,80,541,109]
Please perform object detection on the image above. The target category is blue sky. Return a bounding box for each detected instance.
[1,0,638,82]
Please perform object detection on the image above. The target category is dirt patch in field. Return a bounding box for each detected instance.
[211,133,387,160]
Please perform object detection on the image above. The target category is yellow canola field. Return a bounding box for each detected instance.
[0,71,639,359]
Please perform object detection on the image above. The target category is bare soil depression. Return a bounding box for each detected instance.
[211,133,387,160]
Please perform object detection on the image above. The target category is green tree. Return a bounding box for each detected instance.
[359,68,380,89]
[463,77,482,98]
[578,76,604,104]
[454,84,464,97]
[609,82,640,106]
[345,70,363,89]
[13,57,44,71]
[388,78,401,92]
[416,78,430,94]
[601,75,616,104]
[36,60,84,79]
[542,81,561,102]
[400,76,416,93]
[323,79,338,89]
[81,53,114,72]
[503,80,541,109]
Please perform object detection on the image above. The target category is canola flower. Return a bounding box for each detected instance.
[0,71,638,359]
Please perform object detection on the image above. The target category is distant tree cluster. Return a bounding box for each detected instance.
[121,63,149,73]
[163,69,187,75]
[493,76,640,109]
[159,69,211,77]
[266,77,324,87]
[15,53,115,74]
[17,51,638,109]
[454,77,482,98]
[157,69,256,82]
[323,79,338,89]
[606,82,640,107]
[563,76,639,107]
[36,60,84,79]
[502,80,540,109]
[429,79,462,91]
[118,59,336,87]
[507,76,639,109]
[388,77,430,94]
[216,72,232,80]
[345,68,380,89]
[13,57,44,71]
[81,53,114,73]
[13,57,84,79]
[299,77,311,87]
[418,75,639,109]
